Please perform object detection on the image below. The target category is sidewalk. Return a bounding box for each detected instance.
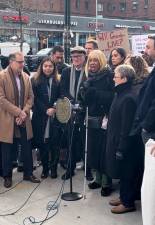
[0,166,142,225]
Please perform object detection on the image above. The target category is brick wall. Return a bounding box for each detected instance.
[98,0,155,20]
[18,0,155,20]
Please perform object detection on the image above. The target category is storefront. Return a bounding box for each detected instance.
[0,10,155,53]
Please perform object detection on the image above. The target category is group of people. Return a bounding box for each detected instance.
[0,36,155,223]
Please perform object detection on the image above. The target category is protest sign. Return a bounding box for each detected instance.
[96,28,130,56]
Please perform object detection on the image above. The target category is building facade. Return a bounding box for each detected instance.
[0,0,155,54]
[97,0,155,20]
[22,0,155,20]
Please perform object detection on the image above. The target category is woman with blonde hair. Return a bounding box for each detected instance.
[80,49,114,196]
[31,57,60,179]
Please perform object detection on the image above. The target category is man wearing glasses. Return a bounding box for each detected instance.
[60,46,87,180]
[0,52,40,188]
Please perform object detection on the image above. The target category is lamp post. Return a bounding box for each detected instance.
[95,0,98,33]
[18,7,23,51]
[64,0,71,63]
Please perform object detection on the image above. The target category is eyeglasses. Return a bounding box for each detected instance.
[71,55,84,59]
[15,60,24,64]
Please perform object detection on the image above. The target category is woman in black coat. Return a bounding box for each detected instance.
[81,49,114,196]
[106,64,139,213]
[31,57,60,179]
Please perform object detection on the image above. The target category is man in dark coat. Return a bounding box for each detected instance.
[60,46,87,180]
[132,36,155,143]
[137,35,155,225]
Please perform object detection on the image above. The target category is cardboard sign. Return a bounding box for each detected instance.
[96,28,130,57]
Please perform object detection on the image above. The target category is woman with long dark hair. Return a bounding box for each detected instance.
[108,47,126,72]
[31,57,60,179]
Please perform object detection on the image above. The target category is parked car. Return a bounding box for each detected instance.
[25,48,53,72]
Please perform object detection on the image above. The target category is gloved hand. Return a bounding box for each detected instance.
[116,150,124,161]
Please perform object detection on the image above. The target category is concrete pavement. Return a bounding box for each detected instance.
[0,166,142,225]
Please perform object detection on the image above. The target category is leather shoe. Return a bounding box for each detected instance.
[109,198,122,206]
[4,177,12,188]
[41,172,49,179]
[23,175,40,183]
[111,204,136,214]
[61,171,75,180]
[88,182,101,189]
[101,187,112,197]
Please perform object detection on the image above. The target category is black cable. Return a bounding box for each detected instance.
[0,112,78,223]
[0,181,42,217]
[23,177,65,225]
[22,116,77,225]
[0,180,23,195]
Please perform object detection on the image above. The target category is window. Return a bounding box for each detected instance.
[144,0,149,8]
[144,0,149,3]
[75,0,80,9]
[98,3,104,12]
[120,2,126,11]
[132,0,139,10]
[107,3,116,12]
[85,0,89,11]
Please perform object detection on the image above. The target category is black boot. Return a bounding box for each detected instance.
[86,168,94,181]
[51,166,57,179]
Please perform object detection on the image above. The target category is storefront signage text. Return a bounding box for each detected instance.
[115,24,142,29]
[38,20,78,26]
[3,15,29,23]
[88,22,104,28]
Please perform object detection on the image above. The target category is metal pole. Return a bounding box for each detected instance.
[19,8,23,52]
[64,0,70,63]
[95,0,98,33]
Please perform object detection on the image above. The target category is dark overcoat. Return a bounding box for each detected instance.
[132,67,155,135]
[31,75,60,147]
[106,82,139,179]
[84,67,114,173]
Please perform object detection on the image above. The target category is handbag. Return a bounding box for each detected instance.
[88,116,102,129]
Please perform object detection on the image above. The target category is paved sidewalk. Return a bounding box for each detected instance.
[0,166,142,225]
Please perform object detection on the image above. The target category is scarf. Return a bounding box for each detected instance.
[69,65,85,101]
[8,66,25,109]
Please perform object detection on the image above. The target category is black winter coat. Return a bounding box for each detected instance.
[60,66,86,103]
[83,68,114,172]
[31,76,60,147]
[132,67,155,135]
[106,82,137,178]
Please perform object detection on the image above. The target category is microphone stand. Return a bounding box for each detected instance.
[61,106,83,201]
